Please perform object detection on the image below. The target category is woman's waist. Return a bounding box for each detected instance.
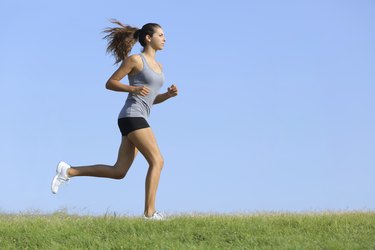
[125,95,152,112]
[127,92,157,106]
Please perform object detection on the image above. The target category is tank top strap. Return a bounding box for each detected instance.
[139,53,150,70]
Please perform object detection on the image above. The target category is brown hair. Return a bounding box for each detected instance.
[102,19,161,64]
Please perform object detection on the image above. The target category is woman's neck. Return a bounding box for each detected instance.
[142,47,157,59]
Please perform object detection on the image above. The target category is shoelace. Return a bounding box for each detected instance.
[154,211,164,217]
[152,211,165,219]
[57,176,70,183]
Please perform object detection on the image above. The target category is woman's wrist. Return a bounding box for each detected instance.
[129,86,136,93]
[165,91,173,98]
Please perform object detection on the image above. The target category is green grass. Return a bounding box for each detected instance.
[0,211,374,249]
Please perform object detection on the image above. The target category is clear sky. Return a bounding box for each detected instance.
[1,0,374,216]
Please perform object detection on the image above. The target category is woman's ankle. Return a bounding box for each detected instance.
[144,210,156,217]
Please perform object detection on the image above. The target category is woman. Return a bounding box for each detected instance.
[51,20,178,220]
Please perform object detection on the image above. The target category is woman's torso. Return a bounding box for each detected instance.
[118,53,165,119]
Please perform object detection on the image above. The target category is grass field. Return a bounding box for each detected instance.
[0,211,374,249]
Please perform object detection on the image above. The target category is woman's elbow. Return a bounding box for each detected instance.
[105,80,112,90]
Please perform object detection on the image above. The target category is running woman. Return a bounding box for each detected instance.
[51,20,178,220]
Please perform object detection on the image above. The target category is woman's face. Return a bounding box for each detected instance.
[149,27,166,50]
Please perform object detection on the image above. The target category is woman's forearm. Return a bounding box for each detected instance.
[153,92,170,105]
[106,79,135,93]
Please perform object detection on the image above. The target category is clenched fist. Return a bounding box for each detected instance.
[167,84,178,97]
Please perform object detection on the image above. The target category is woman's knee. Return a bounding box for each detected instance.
[113,171,126,179]
[112,164,128,179]
[150,154,164,170]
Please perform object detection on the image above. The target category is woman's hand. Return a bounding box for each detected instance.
[167,84,178,97]
[132,86,150,96]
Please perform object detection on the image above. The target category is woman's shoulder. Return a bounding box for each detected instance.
[123,54,143,69]
[124,54,143,75]
[126,54,142,63]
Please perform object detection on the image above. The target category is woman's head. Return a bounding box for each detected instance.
[103,19,165,64]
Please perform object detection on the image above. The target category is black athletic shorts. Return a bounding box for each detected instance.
[118,117,150,136]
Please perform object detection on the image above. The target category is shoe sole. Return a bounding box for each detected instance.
[51,161,65,194]
[51,174,59,194]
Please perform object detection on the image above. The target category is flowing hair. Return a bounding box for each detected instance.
[102,19,161,64]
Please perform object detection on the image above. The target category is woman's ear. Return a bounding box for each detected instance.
[146,34,152,43]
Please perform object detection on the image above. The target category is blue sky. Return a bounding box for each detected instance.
[1,0,374,215]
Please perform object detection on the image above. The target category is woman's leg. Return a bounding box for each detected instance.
[67,136,138,179]
[127,127,164,217]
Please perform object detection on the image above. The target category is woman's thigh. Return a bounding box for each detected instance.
[127,127,163,166]
[115,136,138,170]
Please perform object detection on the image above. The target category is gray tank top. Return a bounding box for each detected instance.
[118,53,165,119]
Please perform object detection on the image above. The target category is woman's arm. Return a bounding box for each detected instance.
[105,55,150,96]
[153,84,178,105]
[153,92,171,104]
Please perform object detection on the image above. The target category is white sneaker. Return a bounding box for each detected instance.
[144,211,166,221]
[51,161,71,194]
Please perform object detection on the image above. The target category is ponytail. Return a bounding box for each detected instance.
[103,19,162,64]
[102,19,139,64]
